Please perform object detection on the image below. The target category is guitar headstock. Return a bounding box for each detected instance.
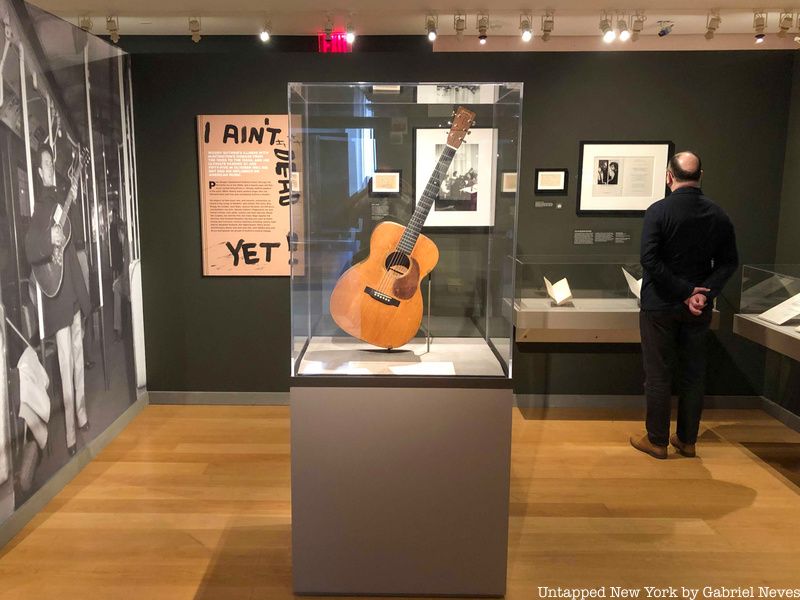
[446,106,476,149]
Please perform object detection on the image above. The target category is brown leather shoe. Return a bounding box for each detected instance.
[670,434,696,457]
[630,434,668,460]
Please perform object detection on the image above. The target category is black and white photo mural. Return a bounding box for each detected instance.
[0,0,144,524]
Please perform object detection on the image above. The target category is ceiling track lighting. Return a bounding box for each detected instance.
[425,15,438,42]
[705,12,721,40]
[323,16,333,43]
[600,12,615,43]
[79,16,92,32]
[189,17,201,43]
[617,14,631,42]
[477,14,489,45]
[778,11,794,38]
[106,15,120,44]
[519,14,533,42]
[753,11,767,44]
[454,13,466,41]
[260,21,272,42]
[657,20,674,37]
[345,20,356,44]
[631,12,646,42]
[541,11,554,41]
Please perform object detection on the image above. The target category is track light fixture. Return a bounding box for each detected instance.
[631,12,646,41]
[541,11,554,41]
[345,21,356,44]
[600,13,615,43]
[657,20,674,37]
[705,12,721,40]
[520,14,533,42]
[617,16,631,42]
[260,22,271,42]
[477,14,489,45]
[753,11,766,43]
[189,17,201,43]
[426,15,438,42]
[106,16,120,44]
[778,12,794,37]
[79,16,92,32]
[454,13,466,41]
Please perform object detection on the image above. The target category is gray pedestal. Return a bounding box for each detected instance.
[291,385,513,596]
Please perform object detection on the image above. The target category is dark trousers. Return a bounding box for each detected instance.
[639,309,711,447]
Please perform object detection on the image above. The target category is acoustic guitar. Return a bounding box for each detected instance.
[330,106,476,349]
[33,148,87,298]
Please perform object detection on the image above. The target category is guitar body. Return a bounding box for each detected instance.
[32,211,72,299]
[330,221,439,349]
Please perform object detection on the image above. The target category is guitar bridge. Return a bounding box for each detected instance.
[364,286,400,307]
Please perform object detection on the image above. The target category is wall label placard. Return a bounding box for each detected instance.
[197,114,296,276]
[573,229,632,245]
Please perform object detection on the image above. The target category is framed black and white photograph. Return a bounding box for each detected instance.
[414,128,498,227]
[535,168,569,196]
[577,141,673,215]
[369,170,402,196]
[501,171,518,195]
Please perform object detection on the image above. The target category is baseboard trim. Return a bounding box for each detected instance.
[759,396,800,434]
[514,394,764,410]
[0,390,149,550]
[148,391,290,405]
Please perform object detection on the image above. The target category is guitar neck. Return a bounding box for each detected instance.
[397,145,457,254]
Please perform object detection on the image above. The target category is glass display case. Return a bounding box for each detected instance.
[735,265,800,361]
[513,255,645,343]
[288,83,521,379]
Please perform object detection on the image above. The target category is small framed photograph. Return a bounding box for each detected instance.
[577,141,673,215]
[370,170,402,196]
[535,168,569,196]
[501,171,518,195]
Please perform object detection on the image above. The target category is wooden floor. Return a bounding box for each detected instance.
[0,405,799,599]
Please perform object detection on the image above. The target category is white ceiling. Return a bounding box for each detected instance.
[31,0,800,41]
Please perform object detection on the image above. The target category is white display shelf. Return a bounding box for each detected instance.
[733,314,800,362]
[513,297,720,343]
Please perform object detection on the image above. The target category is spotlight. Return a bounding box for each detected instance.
[345,21,356,44]
[79,16,92,32]
[600,15,615,43]
[520,15,533,42]
[796,35,800,45]
[426,15,438,42]
[106,16,120,44]
[778,12,794,37]
[631,13,646,41]
[705,13,721,40]
[454,13,466,41]
[259,21,271,42]
[753,11,766,43]
[657,20,674,37]
[541,12,554,41]
[189,17,201,43]
[618,17,631,42]
[477,14,489,45]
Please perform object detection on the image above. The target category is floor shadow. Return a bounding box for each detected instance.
[194,520,293,600]
[739,443,800,490]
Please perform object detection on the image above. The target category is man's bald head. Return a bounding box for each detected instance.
[668,151,702,184]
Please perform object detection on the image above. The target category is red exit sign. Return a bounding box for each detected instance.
[318,32,351,53]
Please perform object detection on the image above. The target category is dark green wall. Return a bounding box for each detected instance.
[128,42,796,394]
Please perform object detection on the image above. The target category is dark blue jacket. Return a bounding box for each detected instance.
[640,186,738,312]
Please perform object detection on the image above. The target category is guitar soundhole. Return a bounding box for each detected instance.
[384,251,411,276]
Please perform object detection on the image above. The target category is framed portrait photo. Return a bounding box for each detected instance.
[501,171,518,195]
[414,127,498,227]
[577,141,674,216]
[534,168,568,196]
[369,170,402,196]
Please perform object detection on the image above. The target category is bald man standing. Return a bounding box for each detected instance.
[630,151,738,459]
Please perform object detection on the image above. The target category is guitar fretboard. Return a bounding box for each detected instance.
[397,145,456,254]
